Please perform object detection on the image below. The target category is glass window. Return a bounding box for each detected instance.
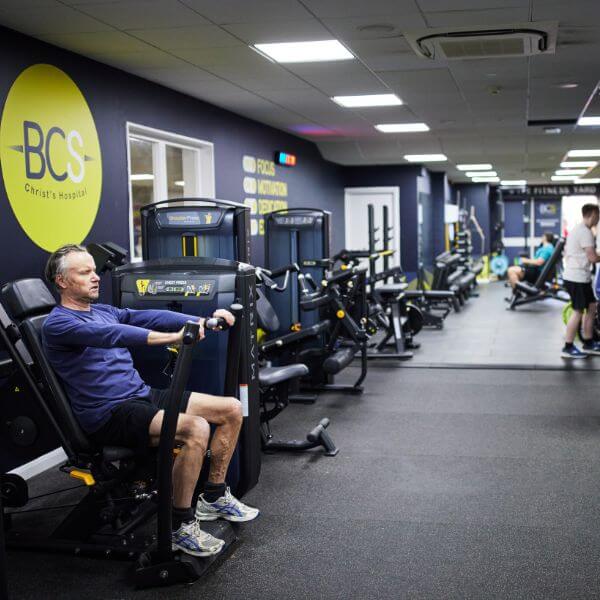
[127,124,215,261]
[129,137,155,259]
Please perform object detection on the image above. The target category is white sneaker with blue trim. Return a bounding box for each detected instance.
[171,520,225,557]
[195,487,260,522]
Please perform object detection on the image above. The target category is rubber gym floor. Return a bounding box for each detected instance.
[7,282,600,599]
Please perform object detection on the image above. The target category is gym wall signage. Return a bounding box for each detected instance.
[242,154,288,236]
[0,64,102,252]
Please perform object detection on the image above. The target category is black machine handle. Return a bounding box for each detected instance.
[157,320,199,562]
[300,293,330,311]
[156,304,243,562]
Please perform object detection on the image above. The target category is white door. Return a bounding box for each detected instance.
[344,187,400,270]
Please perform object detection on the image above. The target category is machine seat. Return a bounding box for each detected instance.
[259,364,309,387]
[103,446,137,462]
[376,283,408,295]
[514,281,539,296]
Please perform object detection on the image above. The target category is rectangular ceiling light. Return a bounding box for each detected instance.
[577,116,600,126]
[376,123,429,133]
[471,176,500,182]
[500,180,527,186]
[567,149,600,157]
[555,169,588,176]
[456,164,493,171]
[404,154,447,162]
[551,175,579,181]
[560,161,597,168]
[466,171,496,177]
[333,94,402,107]
[576,178,600,183]
[130,174,154,181]
[253,40,354,63]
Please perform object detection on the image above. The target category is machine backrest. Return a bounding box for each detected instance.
[256,287,281,334]
[532,238,565,288]
[1,279,94,459]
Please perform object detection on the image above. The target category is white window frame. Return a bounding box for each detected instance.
[125,122,216,261]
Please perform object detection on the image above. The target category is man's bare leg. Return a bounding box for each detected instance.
[185,392,243,484]
[582,302,597,340]
[148,411,210,508]
[565,309,583,344]
[507,266,523,289]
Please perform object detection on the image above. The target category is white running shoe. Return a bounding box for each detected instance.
[171,520,225,557]
[195,487,260,522]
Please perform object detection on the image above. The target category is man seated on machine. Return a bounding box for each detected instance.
[41,244,259,558]
[507,232,555,290]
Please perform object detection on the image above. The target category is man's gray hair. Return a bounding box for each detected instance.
[44,244,89,290]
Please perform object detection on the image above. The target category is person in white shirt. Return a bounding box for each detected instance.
[561,203,600,358]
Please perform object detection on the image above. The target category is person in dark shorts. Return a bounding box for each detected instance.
[507,232,555,289]
[42,244,259,558]
[561,204,600,358]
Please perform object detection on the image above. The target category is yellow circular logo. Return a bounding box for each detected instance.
[0,64,102,252]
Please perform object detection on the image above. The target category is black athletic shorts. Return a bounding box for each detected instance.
[522,266,540,284]
[89,388,191,453]
[564,280,596,311]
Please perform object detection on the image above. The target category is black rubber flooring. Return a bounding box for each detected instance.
[392,281,600,370]
[6,367,600,599]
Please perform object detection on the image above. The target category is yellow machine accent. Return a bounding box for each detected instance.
[69,470,95,486]
[291,323,302,332]
[336,310,345,319]
[257,328,266,343]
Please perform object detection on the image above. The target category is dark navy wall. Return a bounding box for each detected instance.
[0,26,345,287]
[431,172,451,256]
[343,165,423,274]
[454,183,491,256]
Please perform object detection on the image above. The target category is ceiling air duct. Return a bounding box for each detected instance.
[404,22,557,60]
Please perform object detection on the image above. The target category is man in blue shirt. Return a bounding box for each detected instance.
[507,232,555,290]
[42,244,259,558]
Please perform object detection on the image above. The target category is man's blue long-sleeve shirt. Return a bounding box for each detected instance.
[42,304,197,433]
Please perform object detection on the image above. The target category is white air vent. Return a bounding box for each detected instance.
[404,21,557,60]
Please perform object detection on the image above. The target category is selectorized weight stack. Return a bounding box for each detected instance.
[141,198,251,263]
[112,257,260,497]
[265,208,331,335]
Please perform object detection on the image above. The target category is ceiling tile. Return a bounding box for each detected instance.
[283,62,388,96]
[221,19,330,44]
[323,13,427,41]
[77,0,209,30]
[423,7,530,27]
[178,0,311,24]
[127,25,242,50]
[0,2,111,35]
[36,30,153,53]
[301,0,420,19]
[532,0,600,27]
[419,0,529,10]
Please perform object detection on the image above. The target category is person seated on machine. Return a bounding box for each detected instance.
[507,232,555,290]
[41,244,259,558]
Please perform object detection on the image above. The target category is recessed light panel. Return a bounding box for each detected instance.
[500,180,527,186]
[555,169,588,176]
[456,164,493,171]
[471,176,499,183]
[404,154,447,162]
[376,123,429,133]
[551,175,579,181]
[567,149,600,157]
[253,40,354,63]
[560,161,597,168]
[333,94,402,107]
[577,116,600,126]
[466,171,496,177]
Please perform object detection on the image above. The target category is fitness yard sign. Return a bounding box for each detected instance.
[0,64,102,251]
